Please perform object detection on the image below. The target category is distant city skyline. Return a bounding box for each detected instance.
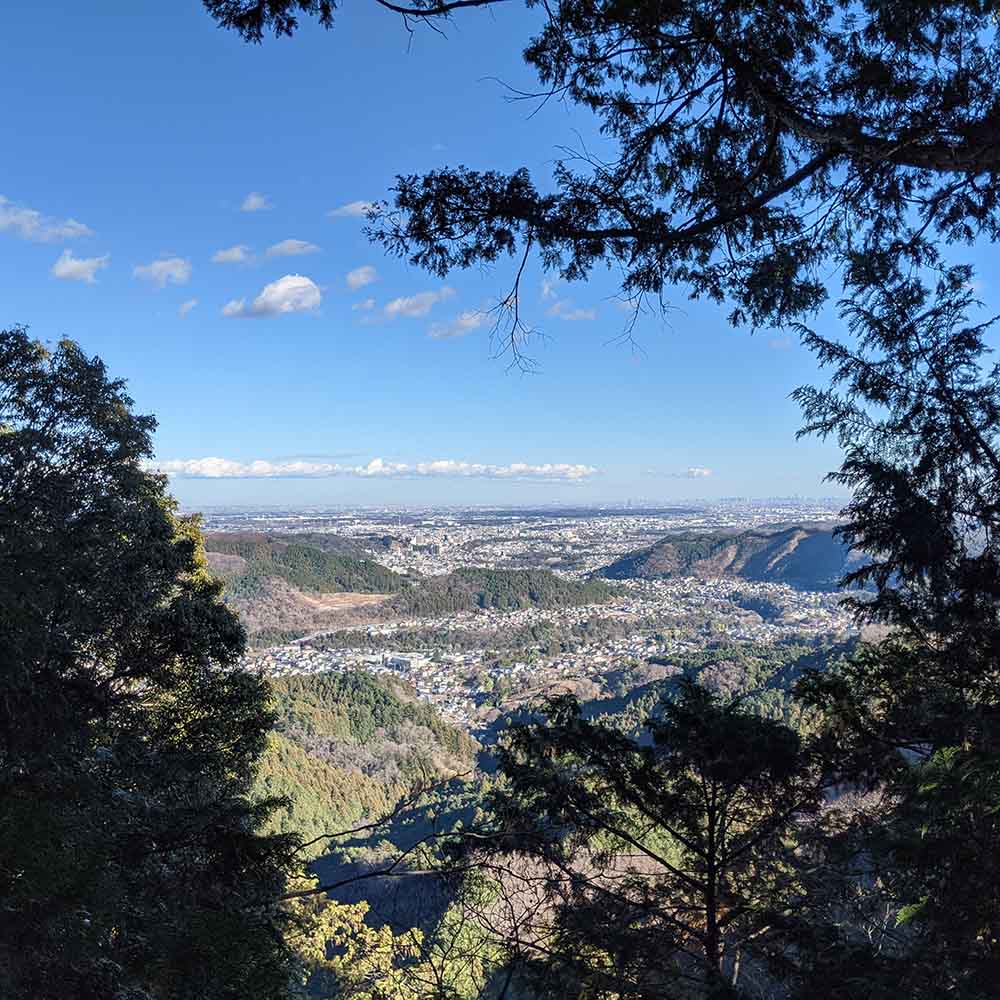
[5,2,998,505]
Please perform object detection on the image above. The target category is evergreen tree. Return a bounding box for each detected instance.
[476,680,828,998]
[0,328,300,1000]
[793,263,1000,998]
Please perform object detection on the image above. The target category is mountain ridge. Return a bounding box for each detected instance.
[596,522,862,591]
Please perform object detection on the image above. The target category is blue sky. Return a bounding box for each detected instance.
[5,1,993,507]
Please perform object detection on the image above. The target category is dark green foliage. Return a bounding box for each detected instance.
[206,530,367,562]
[0,328,300,1000]
[480,681,828,997]
[250,626,312,647]
[207,0,1000,351]
[391,566,614,616]
[792,265,1000,996]
[730,591,783,622]
[200,5,1000,991]
[598,530,736,579]
[207,532,406,595]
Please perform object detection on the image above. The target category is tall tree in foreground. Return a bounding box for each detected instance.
[0,328,300,999]
[207,0,1000,357]
[793,262,1000,998]
[473,681,827,998]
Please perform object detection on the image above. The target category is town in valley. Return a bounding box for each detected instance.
[200,500,857,732]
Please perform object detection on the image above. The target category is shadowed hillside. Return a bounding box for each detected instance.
[597,523,862,591]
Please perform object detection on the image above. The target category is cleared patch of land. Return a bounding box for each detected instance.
[295,591,390,612]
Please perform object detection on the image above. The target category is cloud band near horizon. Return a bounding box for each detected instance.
[148,456,598,482]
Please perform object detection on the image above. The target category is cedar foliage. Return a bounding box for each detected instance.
[477,681,829,998]
[0,328,301,1000]
[791,263,1000,998]
[207,0,1000,352]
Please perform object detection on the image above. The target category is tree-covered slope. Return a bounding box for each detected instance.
[598,524,861,591]
[272,670,477,762]
[205,533,408,642]
[255,671,478,857]
[206,532,407,594]
[390,567,614,616]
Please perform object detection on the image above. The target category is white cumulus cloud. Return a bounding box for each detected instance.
[1,195,92,242]
[328,200,374,218]
[267,238,320,257]
[241,191,270,212]
[149,456,597,482]
[685,467,713,478]
[51,249,109,284]
[346,265,377,290]
[134,256,192,287]
[352,297,376,312]
[384,286,455,320]
[178,298,198,317]
[547,299,597,321]
[429,310,486,340]
[222,273,321,318]
[212,245,251,264]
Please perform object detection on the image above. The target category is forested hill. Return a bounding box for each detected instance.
[597,523,861,591]
[255,670,479,858]
[389,567,615,616]
[204,533,408,642]
[205,532,406,594]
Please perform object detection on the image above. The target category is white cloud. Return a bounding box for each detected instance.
[267,238,320,257]
[686,467,713,478]
[352,297,376,312]
[178,298,198,317]
[241,191,270,212]
[222,273,321,318]
[149,456,598,481]
[1,195,92,243]
[328,200,375,218]
[346,264,377,290]
[429,310,486,340]
[212,245,251,264]
[547,299,597,321]
[541,278,560,300]
[384,286,455,319]
[51,249,109,284]
[134,256,192,287]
